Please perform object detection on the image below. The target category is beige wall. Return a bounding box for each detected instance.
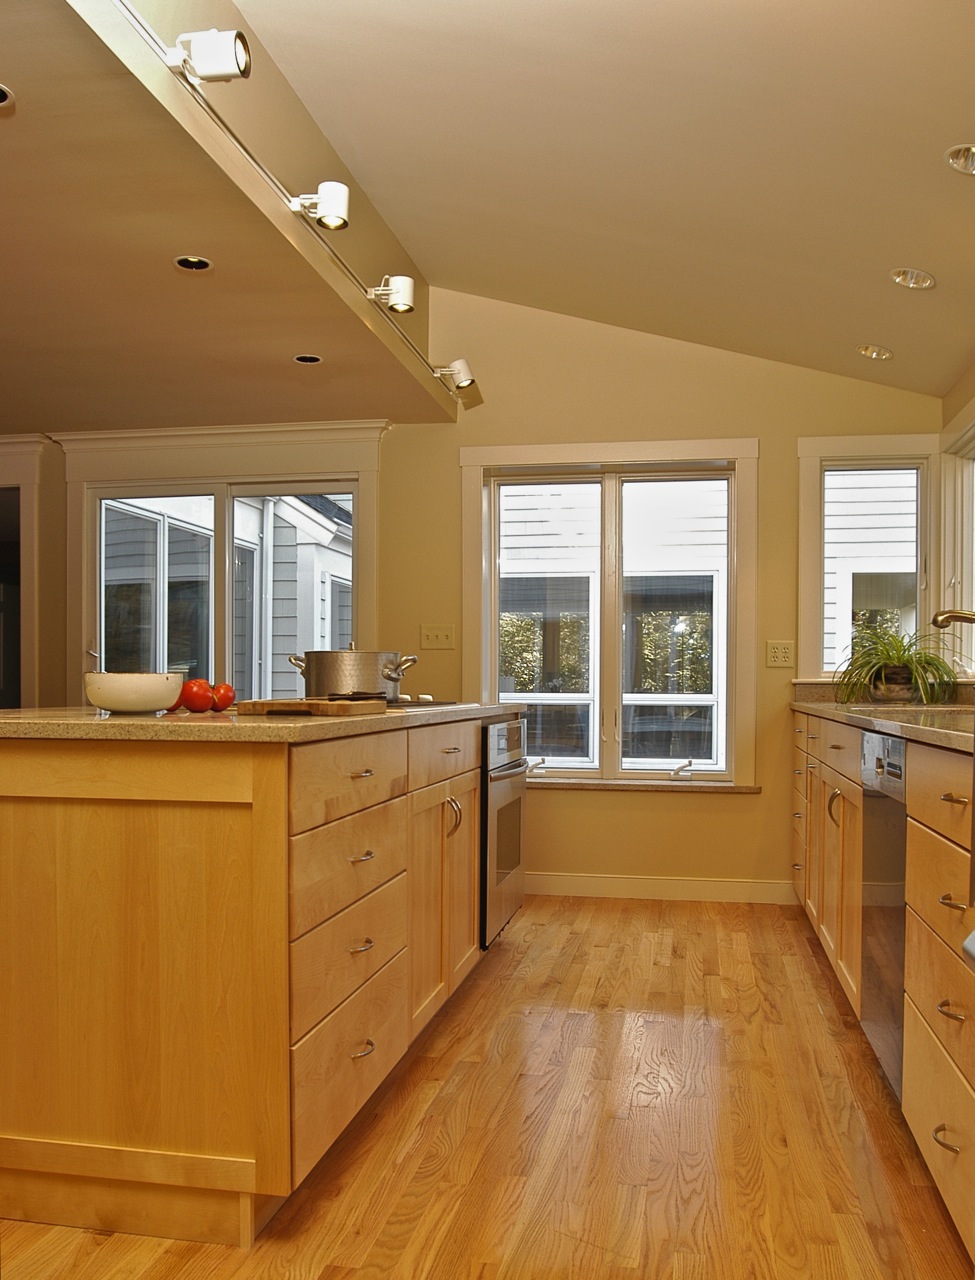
[378,288,943,900]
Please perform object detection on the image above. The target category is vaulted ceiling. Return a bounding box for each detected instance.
[4,0,975,439]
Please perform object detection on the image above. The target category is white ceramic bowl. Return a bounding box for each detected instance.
[84,671,183,714]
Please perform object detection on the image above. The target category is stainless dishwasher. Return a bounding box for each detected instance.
[860,731,907,1099]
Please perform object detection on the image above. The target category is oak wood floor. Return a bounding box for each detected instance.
[1,896,971,1280]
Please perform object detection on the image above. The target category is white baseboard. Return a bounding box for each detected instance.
[524,871,798,906]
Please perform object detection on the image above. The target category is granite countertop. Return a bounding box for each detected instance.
[0,702,515,743]
[792,701,975,753]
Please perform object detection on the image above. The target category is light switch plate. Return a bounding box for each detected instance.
[766,641,795,667]
[421,624,455,650]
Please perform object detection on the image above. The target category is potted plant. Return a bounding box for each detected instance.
[833,624,957,705]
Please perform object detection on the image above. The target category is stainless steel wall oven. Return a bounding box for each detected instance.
[480,715,528,948]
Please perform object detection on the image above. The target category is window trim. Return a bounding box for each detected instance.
[796,435,941,682]
[460,439,758,786]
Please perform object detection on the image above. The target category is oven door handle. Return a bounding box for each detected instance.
[489,758,530,781]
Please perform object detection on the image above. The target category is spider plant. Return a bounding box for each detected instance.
[832,625,957,705]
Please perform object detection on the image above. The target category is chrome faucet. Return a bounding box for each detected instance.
[932,610,975,628]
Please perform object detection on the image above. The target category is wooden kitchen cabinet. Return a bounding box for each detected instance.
[407,720,482,1040]
[0,709,487,1248]
[902,738,975,1259]
[795,715,863,1015]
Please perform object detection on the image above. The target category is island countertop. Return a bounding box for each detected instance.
[791,700,975,753]
[0,702,519,743]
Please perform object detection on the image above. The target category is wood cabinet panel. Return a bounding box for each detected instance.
[906,819,975,958]
[289,795,408,938]
[408,780,449,1037]
[289,731,408,833]
[902,997,975,1260]
[407,721,479,790]
[907,742,973,850]
[291,951,409,1186]
[290,874,408,1041]
[807,717,861,782]
[445,770,481,992]
[906,910,975,1086]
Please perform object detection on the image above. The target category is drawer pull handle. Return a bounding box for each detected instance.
[793,768,803,775]
[828,744,844,751]
[932,1124,961,1154]
[937,998,967,1023]
[349,937,375,954]
[791,863,804,871]
[939,892,968,913]
[351,1038,376,1060]
[348,850,376,864]
[794,727,804,734]
[826,788,841,824]
[442,746,462,754]
[350,768,375,779]
[792,811,803,819]
[940,792,970,806]
[807,734,819,740]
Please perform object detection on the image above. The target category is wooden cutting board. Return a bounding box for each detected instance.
[235,698,387,717]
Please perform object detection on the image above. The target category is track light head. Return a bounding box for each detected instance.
[434,358,475,390]
[165,29,251,84]
[367,275,415,314]
[289,181,350,230]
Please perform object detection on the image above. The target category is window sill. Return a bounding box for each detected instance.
[527,777,761,795]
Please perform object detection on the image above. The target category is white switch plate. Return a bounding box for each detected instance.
[766,641,795,667]
[421,624,455,650]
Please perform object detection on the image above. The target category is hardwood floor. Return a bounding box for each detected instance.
[1,896,971,1279]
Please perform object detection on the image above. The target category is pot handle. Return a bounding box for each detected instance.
[287,654,306,675]
[383,654,418,682]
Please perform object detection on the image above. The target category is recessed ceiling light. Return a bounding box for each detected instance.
[294,354,322,364]
[174,255,212,272]
[890,267,935,290]
[857,344,893,361]
[0,85,15,111]
[946,145,975,174]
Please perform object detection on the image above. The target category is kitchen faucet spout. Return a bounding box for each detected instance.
[932,610,975,628]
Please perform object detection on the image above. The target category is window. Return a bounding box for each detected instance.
[98,490,353,695]
[462,439,757,785]
[797,436,940,680]
[822,467,918,669]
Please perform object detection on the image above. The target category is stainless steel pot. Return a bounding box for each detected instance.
[287,648,418,699]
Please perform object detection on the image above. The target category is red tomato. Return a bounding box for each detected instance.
[180,678,214,713]
[211,682,236,712]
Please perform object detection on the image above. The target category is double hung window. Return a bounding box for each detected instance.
[470,442,758,784]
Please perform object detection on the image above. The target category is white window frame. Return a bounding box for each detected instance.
[461,439,758,786]
[797,435,941,682]
[100,497,216,677]
[54,423,386,703]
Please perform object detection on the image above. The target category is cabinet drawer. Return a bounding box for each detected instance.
[291,950,408,1186]
[793,712,808,742]
[902,998,975,1259]
[906,910,975,1086]
[791,790,806,839]
[290,795,408,938]
[808,718,861,781]
[906,819,974,958]
[289,731,408,834]
[408,721,480,790]
[290,873,408,1041]
[907,742,973,850]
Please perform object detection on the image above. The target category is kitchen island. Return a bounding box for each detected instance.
[0,702,511,1246]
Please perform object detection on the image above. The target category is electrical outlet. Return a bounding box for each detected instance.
[766,641,795,668]
[421,624,455,650]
